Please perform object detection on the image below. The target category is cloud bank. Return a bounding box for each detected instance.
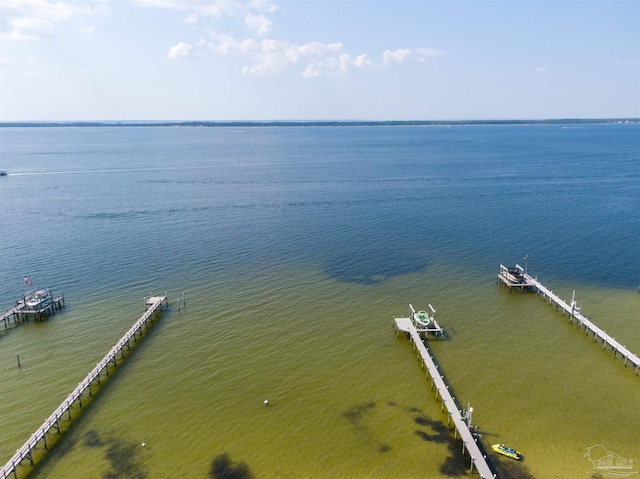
[1,0,444,79]
[160,1,444,78]
[1,0,108,42]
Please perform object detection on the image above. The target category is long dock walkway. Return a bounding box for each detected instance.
[499,264,640,375]
[0,295,168,479]
[394,310,496,479]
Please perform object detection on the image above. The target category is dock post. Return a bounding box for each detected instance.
[17,355,21,368]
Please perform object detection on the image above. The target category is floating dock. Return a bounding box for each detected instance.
[0,295,168,479]
[1,290,65,329]
[498,264,640,375]
[394,306,496,479]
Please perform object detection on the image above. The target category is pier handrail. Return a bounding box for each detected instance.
[499,264,640,373]
[0,296,167,479]
[521,272,640,369]
[408,326,494,478]
[395,316,495,478]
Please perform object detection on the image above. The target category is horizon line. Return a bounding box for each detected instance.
[1,118,638,127]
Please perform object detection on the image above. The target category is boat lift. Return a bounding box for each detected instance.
[409,303,443,339]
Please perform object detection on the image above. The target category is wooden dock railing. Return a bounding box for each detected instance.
[498,265,640,375]
[0,295,168,479]
[395,313,496,478]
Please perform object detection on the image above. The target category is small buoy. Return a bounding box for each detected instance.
[264,400,269,406]
[141,442,146,447]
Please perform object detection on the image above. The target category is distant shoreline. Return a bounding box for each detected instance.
[0,119,638,128]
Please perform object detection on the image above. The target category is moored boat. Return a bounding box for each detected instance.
[25,290,52,309]
[492,443,522,460]
[0,171,7,176]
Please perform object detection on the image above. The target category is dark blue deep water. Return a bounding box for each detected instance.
[1,124,638,300]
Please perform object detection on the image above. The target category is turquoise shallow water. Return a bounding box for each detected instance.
[0,124,638,478]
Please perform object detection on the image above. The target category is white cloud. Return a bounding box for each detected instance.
[208,34,348,77]
[167,42,198,59]
[1,0,444,83]
[132,0,278,23]
[534,67,548,73]
[209,32,259,55]
[139,0,443,78]
[245,13,272,35]
[416,48,444,61]
[184,13,199,24]
[203,32,438,78]
[4,17,55,41]
[382,49,412,66]
[337,53,372,73]
[0,0,109,42]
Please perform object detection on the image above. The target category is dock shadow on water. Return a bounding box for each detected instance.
[31,429,149,479]
[342,401,391,453]
[209,453,254,479]
[85,430,148,479]
[490,456,536,479]
[406,406,469,477]
[323,247,427,284]
[343,400,505,477]
[409,405,537,478]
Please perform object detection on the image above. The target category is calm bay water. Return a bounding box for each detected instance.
[0,124,638,478]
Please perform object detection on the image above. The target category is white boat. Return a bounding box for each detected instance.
[25,290,52,309]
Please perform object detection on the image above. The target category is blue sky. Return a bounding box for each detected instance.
[1,0,638,121]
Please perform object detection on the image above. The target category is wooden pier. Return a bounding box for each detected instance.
[498,264,640,375]
[0,295,168,479]
[394,306,496,479]
[1,291,65,330]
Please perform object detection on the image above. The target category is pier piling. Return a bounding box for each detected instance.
[394,309,495,479]
[0,295,168,479]
[498,264,640,373]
